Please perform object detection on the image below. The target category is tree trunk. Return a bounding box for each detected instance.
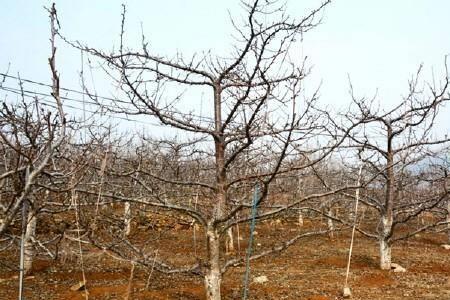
[447,199,450,243]
[327,207,334,238]
[380,123,394,270]
[124,201,131,236]
[296,176,304,227]
[226,227,234,253]
[379,237,391,270]
[298,208,304,227]
[204,227,222,300]
[207,81,225,299]
[24,209,37,275]
[379,215,392,270]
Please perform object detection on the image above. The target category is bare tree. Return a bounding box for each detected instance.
[0,4,69,278]
[54,0,381,298]
[337,63,450,269]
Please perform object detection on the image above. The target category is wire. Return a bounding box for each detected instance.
[0,73,391,140]
[0,72,215,123]
[0,85,167,127]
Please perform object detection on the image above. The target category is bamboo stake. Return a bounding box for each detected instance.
[343,165,363,298]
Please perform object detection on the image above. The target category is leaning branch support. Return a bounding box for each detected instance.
[342,165,363,298]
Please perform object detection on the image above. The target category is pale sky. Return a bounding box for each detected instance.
[1,0,449,134]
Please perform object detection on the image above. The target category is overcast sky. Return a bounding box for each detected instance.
[1,0,449,134]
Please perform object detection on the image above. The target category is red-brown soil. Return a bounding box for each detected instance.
[0,218,449,299]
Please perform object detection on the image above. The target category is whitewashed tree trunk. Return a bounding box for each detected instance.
[297,176,304,227]
[204,227,222,300]
[379,238,391,270]
[327,207,334,238]
[380,128,394,270]
[24,209,37,275]
[124,201,131,236]
[226,227,234,253]
[298,208,304,227]
[379,215,392,270]
[447,199,450,243]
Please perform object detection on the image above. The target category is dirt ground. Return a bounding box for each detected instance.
[1,217,449,299]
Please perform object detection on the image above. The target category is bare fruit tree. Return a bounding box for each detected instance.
[337,63,450,269]
[56,0,378,298]
[0,4,68,279]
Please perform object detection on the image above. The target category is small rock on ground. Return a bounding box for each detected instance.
[342,287,352,298]
[70,281,86,291]
[253,275,269,284]
[391,263,406,273]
